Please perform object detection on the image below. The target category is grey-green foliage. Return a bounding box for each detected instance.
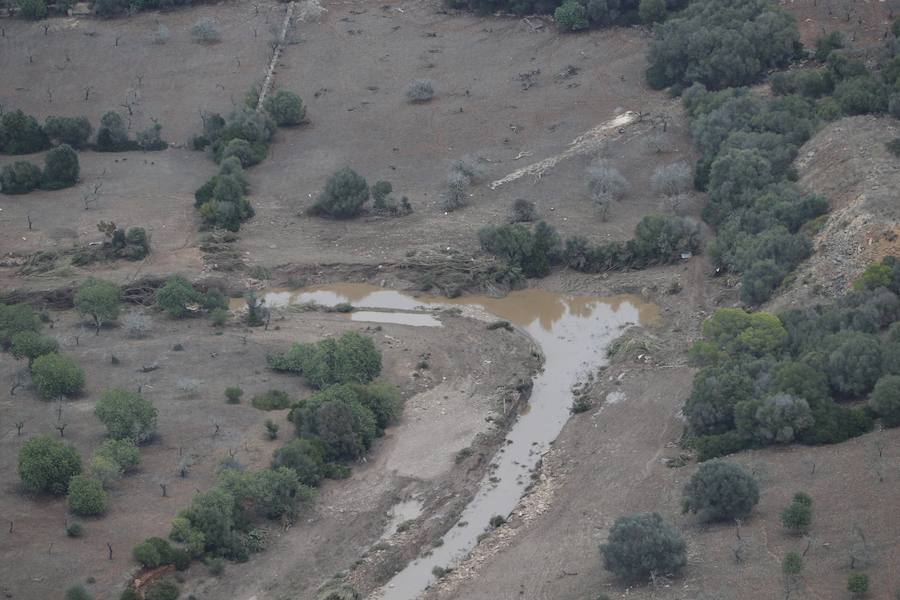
[600,512,686,582]
[651,161,692,197]
[44,116,93,149]
[780,491,812,534]
[871,375,900,427]
[264,90,306,126]
[94,388,158,443]
[646,0,799,90]
[268,331,382,389]
[554,0,589,31]
[190,17,221,42]
[74,278,120,333]
[309,168,369,219]
[17,435,81,495]
[1,161,42,194]
[586,161,628,203]
[736,393,814,444]
[405,79,434,102]
[682,460,759,522]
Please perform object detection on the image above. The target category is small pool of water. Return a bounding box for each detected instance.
[246,283,657,599]
[380,498,426,540]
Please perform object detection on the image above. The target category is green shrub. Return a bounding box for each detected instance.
[17,435,81,495]
[119,589,141,600]
[600,512,686,582]
[66,522,84,537]
[309,168,369,219]
[870,375,900,427]
[813,31,844,62]
[264,419,280,440]
[219,138,266,168]
[270,331,382,388]
[74,278,120,333]
[225,386,244,404]
[64,585,93,600]
[638,0,666,23]
[251,389,292,411]
[1,109,50,154]
[0,303,41,348]
[290,385,378,461]
[0,161,42,194]
[272,438,326,486]
[783,551,803,575]
[646,0,798,90]
[44,116,93,149]
[67,475,108,516]
[41,144,79,190]
[682,460,759,521]
[145,579,180,600]
[219,467,313,520]
[554,0,588,31]
[96,111,136,152]
[264,90,306,126]
[780,492,812,534]
[9,331,58,365]
[17,0,48,20]
[94,439,140,472]
[90,455,122,488]
[405,79,435,102]
[156,275,205,318]
[205,556,225,575]
[95,388,158,443]
[847,572,869,597]
[31,353,85,400]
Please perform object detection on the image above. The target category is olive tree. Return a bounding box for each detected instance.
[67,475,108,516]
[31,353,85,400]
[870,375,900,427]
[18,435,81,495]
[44,116,93,149]
[9,331,58,366]
[74,278,120,334]
[95,388,158,443]
[682,460,759,522]
[600,512,687,582]
[41,144,80,190]
[1,161,42,194]
[264,90,306,126]
[309,168,369,219]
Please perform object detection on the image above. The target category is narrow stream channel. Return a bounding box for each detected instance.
[247,284,657,599]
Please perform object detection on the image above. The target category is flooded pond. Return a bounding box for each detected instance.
[246,284,657,599]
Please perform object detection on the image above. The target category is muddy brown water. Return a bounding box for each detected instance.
[243,284,657,599]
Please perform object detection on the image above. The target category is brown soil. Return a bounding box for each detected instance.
[0,305,535,599]
[2,1,899,600]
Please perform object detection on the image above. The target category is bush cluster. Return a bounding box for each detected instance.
[600,512,686,582]
[18,435,82,495]
[95,388,158,443]
[169,468,310,559]
[683,258,900,459]
[288,381,402,461]
[1,144,79,194]
[82,222,151,262]
[268,331,382,389]
[155,275,227,318]
[683,84,826,304]
[448,0,683,30]
[191,101,302,231]
[646,0,799,91]
[479,215,700,279]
